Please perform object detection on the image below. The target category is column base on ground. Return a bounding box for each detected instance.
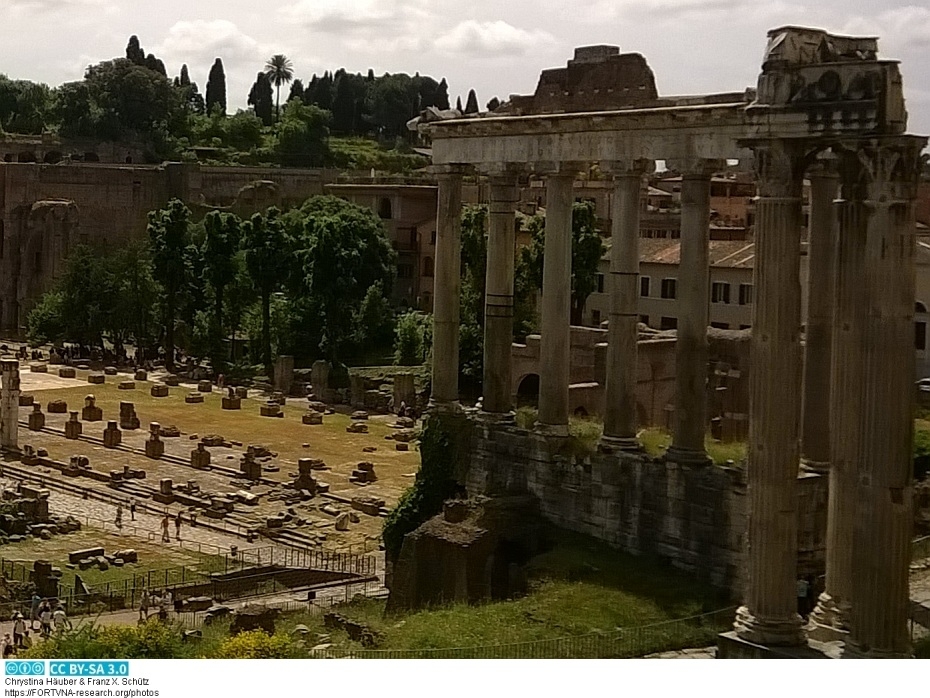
[733,605,807,647]
[717,631,834,659]
[800,458,830,474]
[427,399,463,415]
[842,643,913,659]
[534,422,569,438]
[807,592,850,642]
[665,446,711,466]
[599,435,641,453]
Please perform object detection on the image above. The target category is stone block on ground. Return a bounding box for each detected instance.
[159,425,181,438]
[58,367,76,379]
[47,399,67,414]
[222,397,241,410]
[104,367,118,376]
[185,392,204,404]
[346,422,368,434]
[165,375,180,387]
[27,405,45,431]
[302,411,323,425]
[134,370,148,381]
[234,387,249,399]
[64,412,82,439]
[118,381,135,390]
[19,394,34,407]
[351,410,369,420]
[68,547,104,564]
[198,380,213,393]
[119,402,140,430]
[87,373,105,384]
[151,384,169,398]
[29,363,48,373]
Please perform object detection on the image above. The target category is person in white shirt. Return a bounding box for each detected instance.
[12,612,26,647]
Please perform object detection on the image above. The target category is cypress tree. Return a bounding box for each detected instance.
[248,72,274,126]
[126,36,145,65]
[206,58,227,115]
[455,95,463,112]
[435,78,450,110]
[464,89,479,114]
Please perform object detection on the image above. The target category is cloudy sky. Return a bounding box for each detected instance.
[1,0,929,135]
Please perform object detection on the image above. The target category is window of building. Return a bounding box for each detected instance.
[917,321,927,351]
[378,197,393,219]
[711,281,731,304]
[596,274,605,294]
[640,276,650,297]
[430,230,436,245]
[397,264,413,279]
[639,314,650,325]
[591,310,602,326]
[660,316,678,330]
[422,257,434,277]
[660,278,677,299]
[739,283,753,306]
[711,322,730,330]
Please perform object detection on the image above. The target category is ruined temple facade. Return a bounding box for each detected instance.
[420,27,926,658]
[0,162,327,333]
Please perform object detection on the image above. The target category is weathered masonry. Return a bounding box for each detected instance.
[421,27,926,657]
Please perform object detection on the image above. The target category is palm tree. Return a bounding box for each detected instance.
[265,54,294,121]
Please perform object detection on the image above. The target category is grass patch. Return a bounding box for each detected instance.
[639,427,672,456]
[568,417,602,456]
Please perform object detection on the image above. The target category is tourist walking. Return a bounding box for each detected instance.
[12,613,26,648]
[52,604,69,632]
[161,514,170,543]
[139,589,149,622]
[174,514,182,541]
[30,594,41,630]
[129,498,137,521]
[115,504,123,530]
[2,633,14,658]
[38,602,52,638]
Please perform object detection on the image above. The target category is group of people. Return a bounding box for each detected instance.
[0,596,71,657]
[138,588,174,623]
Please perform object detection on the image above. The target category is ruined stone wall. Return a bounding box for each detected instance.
[199,166,327,208]
[467,421,827,596]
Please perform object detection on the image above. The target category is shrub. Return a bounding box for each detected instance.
[213,630,303,659]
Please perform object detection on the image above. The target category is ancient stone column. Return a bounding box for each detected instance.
[810,166,857,636]
[0,358,21,450]
[843,137,926,658]
[430,165,466,409]
[800,164,838,472]
[667,169,712,464]
[602,162,648,449]
[482,170,520,415]
[537,169,576,434]
[734,141,806,647]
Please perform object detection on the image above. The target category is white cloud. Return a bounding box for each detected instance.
[435,20,556,57]
[154,20,266,64]
[844,6,930,49]
[282,0,431,34]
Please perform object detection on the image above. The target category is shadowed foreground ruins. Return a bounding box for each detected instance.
[406,26,927,658]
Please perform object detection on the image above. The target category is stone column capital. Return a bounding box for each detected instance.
[742,139,807,198]
[665,157,727,178]
[531,161,586,178]
[807,153,839,180]
[428,164,470,179]
[600,159,655,178]
[478,163,525,180]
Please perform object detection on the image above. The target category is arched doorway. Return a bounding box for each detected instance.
[516,374,540,407]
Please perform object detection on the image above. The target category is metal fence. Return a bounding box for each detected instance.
[303,606,737,659]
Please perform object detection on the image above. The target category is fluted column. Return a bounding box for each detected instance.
[430,165,466,409]
[668,167,713,464]
[602,161,649,449]
[0,358,20,451]
[537,168,576,434]
[800,165,838,472]
[844,137,926,658]
[810,169,859,635]
[734,141,807,646]
[482,170,520,414]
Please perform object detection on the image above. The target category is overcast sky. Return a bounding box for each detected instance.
[1,0,929,135]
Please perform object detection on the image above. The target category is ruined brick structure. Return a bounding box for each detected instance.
[0,162,326,333]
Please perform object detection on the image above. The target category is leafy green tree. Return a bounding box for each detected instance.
[354,281,395,353]
[242,207,290,374]
[148,200,193,369]
[264,54,294,121]
[290,196,396,363]
[26,291,66,346]
[225,111,264,151]
[394,310,431,366]
[519,200,606,325]
[206,58,227,115]
[0,76,51,134]
[273,100,330,167]
[110,243,159,358]
[202,211,242,364]
[177,64,205,115]
[247,72,274,126]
